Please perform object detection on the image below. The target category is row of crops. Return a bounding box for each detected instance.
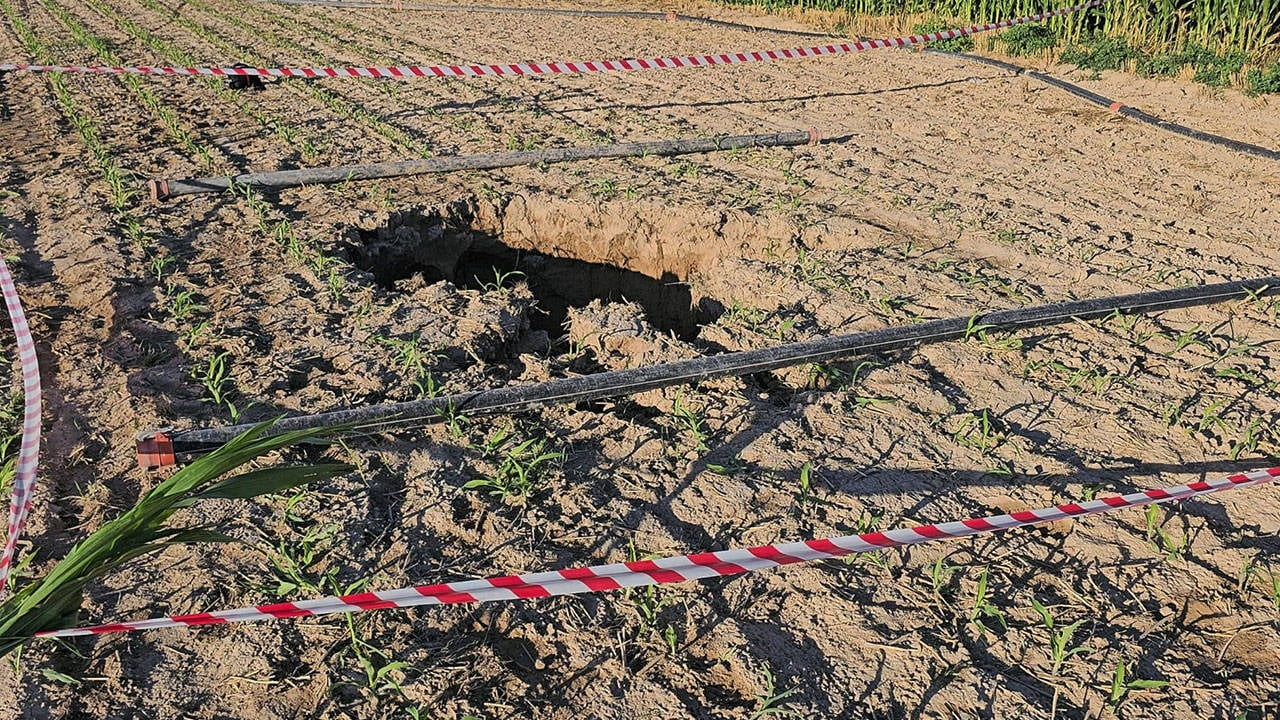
[717,0,1280,94]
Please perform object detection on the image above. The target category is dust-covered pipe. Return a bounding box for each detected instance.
[136,276,1280,467]
[149,129,821,200]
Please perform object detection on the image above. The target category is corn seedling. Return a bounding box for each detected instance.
[191,352,233,407]
[843,508,889,569]
[967,568,1007,635]
[1143,505,1189,561]
[0,422,350,657]
[1109,661,1168,712]
[670,391,710,454]
[928,555,957,605]
[181,320,211,351]
[335,607,413,700]
[373,335,440,397]
[952,409,1005,455]
[478,268,525,293]
[1030,598,1088,675]
[462,435,562,502]
[622,540,680,654]
[962,314,995,341]
[1229,418,1267,460]
[1029,595,1088,718]
[794,462,814,511]
[150,254,174,282]
[1239,559,1280,612]
[748,662,801,719]
[266,521,341,596]
[166,286,201,324]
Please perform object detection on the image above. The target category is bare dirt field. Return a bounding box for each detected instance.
[2,0,1279,718]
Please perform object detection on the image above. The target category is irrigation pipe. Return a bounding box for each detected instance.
[137,276,1280,467]
[148,129,820,200]
[923,50,1280,162]
[35,466,1280,638]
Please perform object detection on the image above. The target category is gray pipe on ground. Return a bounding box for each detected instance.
[149,129,821,200]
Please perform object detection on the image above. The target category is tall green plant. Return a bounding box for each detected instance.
[0,422,350,656]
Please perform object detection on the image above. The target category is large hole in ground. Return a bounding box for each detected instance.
[348,201,720,341]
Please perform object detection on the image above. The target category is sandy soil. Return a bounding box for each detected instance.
[1,0,1279,718]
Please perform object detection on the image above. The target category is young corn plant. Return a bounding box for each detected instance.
[1030,598,1088,676]
[0,422,350,657]
[266,521,341,596]
[952,409,1006,455]
[670,392,710,454]
[1030,596,1089,718]
[927,555,958,609]
[843,508,889,570]
[618,540,685,661]
[462,434,562,503]
[793,462,817,514]
[330,596,415,702]
[1144,505,1189,561]
[749,662,801,719]
[1109,661,1168,712]
[1238,559,1280,612]
[967,568,1007,635]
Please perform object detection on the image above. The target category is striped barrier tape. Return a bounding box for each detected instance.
[36,466,1280,639]
[0,259,41,597]
[0,0,1102,79]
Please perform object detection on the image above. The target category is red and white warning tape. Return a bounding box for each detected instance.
[36,466,1280,638]
[0,259,42,596]
[0,0,1101,79]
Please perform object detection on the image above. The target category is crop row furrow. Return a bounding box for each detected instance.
[77,0,327,164]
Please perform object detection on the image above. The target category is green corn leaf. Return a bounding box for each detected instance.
[1031,596,1053,629]
[0,419,354,656]
[1111,662,1126,702]
[189,463,352,502]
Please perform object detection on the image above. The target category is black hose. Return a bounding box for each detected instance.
[925,50,1280,162]
[150,129,819,199]
[140,276,1280,464]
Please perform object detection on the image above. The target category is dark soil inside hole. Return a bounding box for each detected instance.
[351,213,716,341]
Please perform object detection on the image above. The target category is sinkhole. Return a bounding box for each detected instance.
[348,201,721,342]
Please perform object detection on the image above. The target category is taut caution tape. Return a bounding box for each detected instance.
[0,259,42,596]
[0,0,1101,79]
[35,466,1280,638]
